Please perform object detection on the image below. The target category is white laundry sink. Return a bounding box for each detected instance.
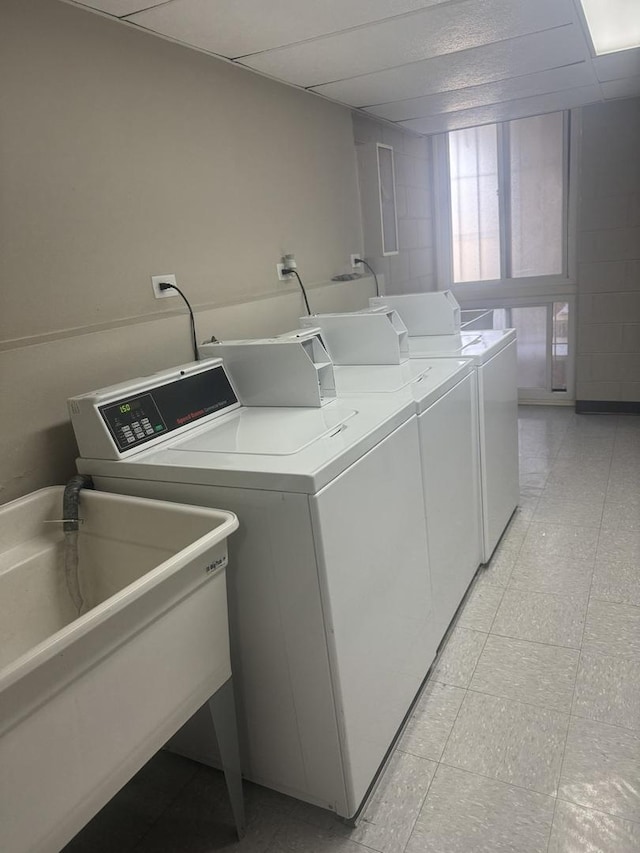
[0,486,238,853]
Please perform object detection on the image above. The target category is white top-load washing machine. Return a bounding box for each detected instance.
[68,345,433,820]
[370,293,519,562]
[261,315,483,649]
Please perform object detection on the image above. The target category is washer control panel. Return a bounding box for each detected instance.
[69,359,241,460]
[99,366,238,453]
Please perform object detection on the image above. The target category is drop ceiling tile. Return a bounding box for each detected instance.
[72,0,166,15]
[239,0,577,88]
[126,0,450,58]
[313,25,590,107]
[593,48,640,82]
[601,76,640,100]
[399,84,603,134]
[367,62,595,121]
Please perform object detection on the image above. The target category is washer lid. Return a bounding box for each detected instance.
[172,405,357,456]
[409,329,516,363]
[333,360,431,393]
[334,358,474,411]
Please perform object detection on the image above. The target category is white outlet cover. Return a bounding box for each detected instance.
[151,274,177,298]
[350,253,363,268]
[276,263,293,281]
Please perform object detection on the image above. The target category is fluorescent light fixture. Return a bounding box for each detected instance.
[579,0,640,55]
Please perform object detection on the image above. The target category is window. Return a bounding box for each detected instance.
[446,112,567,284]
[449,124,500,282]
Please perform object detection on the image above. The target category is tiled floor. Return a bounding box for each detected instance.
[65,407,640,853]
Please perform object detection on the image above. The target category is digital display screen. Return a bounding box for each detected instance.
[99,366,238,452]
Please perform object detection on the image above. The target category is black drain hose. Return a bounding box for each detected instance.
[63,475,94,532]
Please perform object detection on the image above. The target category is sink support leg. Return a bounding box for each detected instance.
[207,679,246,840]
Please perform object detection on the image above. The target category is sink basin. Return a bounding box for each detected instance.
[0,486,238,853]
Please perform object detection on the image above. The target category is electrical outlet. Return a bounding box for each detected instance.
[151,274,178,299]
[277,263,293,281]
[350,254,363,269]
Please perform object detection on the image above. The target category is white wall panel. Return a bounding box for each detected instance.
[313,26,590,106]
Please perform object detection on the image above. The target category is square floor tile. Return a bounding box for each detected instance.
[573,649,640,732]
[519,523,599,563]
[64,799,160,853]
[138,770,292,853]
[267,820,377,852]
[508,553,594,597]
[601,499,640,532]
[559,716,640,823]
[287,801,343,833]
[517,443,560,459]
[335,751,436,853]
[430,627,487,688]
[547,456,612,480]
[64,752,201,853]
[456,584,504,632]
[606,478,640,510]
[533,496,604,528]
[519,472,549,493]
[518,451,557,472]
[398,681,466,762]
[500,515,531,548]
[406,765,555,853]
[557,436,615,459]
[545,463,610,487]
[441,691,569,795]
[491,589,587,649]
[514,494,540,523]
[470,635,579,712]
[517,436,564,458]
[476,549,519,589]
[548,800,640,853]
[542,477,608,501]
[474,564,513,592]
[520,455,554,477]
[597,528,640,565]
[591,557,640,607]
[583,599,640,659]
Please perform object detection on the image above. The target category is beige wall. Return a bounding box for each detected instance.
[576,98,640,406]
[0,0,375,501]
[353,113,436,295]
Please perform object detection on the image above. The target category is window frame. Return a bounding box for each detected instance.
[433,110,580,304]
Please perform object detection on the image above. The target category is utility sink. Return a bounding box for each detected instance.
[0,486,238,853]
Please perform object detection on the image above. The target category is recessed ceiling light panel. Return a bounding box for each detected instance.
[579,0,640,55]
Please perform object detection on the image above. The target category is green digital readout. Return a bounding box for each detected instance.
[119,403,131,414]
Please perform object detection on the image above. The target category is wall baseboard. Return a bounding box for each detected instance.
[575,400,640,415]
